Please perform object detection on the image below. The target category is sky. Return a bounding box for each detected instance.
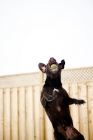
[0,0,93,75]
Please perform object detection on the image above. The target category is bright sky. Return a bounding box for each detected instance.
[0,0,93,75]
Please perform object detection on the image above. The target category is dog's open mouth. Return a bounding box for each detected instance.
[50,63,58,73]
[50,63,57,68]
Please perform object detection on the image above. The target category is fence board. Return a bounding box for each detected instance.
[78,84,89,140]
[39,72,45,140]
[90,85,93,140]
[45,114,54,140]
[26,86,34,140]
[71,83,79,130]
[0,89,3,140]
[11,88,18,140]
[33,86,40,140]
[4,88,10,140]
[18,87,25,140]
[87,85,92,140]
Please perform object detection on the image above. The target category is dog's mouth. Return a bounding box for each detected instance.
[50,63,57,68]
[48,57,58,73]
[50,63,58,73]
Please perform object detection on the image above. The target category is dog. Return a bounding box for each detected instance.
[38,57,85,140]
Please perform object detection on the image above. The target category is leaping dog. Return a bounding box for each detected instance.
[38,57,85,140]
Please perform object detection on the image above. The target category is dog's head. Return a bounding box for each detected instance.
[38,57,65,77]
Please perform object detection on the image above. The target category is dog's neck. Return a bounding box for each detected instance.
[44,75,62,89]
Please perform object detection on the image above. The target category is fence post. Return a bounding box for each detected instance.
[39,72,45,140]
[0,89,3,140]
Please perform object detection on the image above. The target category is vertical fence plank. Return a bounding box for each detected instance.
[78,86,83,134]
[45,114,54,140]
[26,86,34,140]
[39,72,45,140]
[0,89,3,140]
[78,84,89,140]
[71,83,79,130]
[39,104,45,140]
[18,87,26,140]
[4,88,10,140]
[33,86,40,140]
[87,84,93,140]
[11,88,18,140]
[89,84,93,140]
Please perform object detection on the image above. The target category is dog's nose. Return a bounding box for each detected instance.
[50,57,55,62]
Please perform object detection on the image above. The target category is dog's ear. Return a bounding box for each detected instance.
[59,59,65,69]
[38,63,46,73]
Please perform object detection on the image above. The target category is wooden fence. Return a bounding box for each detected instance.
[0,67,93,140]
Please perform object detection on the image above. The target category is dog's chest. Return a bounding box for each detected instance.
[48,88,67,107]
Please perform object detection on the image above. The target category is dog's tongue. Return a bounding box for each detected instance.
[51,64,56,67]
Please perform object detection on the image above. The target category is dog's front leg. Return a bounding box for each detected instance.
[68,97,86,105]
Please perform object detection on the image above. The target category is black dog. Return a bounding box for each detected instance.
[38,57,85,140]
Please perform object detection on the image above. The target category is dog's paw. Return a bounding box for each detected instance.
[75,99,86,105]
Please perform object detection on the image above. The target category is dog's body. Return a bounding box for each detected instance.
[38,57,85,140]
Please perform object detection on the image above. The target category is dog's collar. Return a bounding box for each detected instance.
[53,88,59,92]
